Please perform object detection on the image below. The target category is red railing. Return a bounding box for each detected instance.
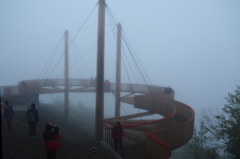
[104,94,195,159]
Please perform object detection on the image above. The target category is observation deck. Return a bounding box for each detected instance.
[1,78,194,159]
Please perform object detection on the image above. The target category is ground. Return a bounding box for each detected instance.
[1,105,117,159]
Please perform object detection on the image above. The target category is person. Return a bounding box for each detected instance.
[164,86,173,94]
[111,121,124,154]
[26,103,39,138]
[1,102,6,116]
[43,123,60,159]
[3,100,14,130]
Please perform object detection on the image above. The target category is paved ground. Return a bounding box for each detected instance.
[2,103,149,159]
[1,106,116,159]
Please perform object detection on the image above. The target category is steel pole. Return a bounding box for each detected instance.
[95,0,106,140]
[64,30,69,117]
[115,23,122,117]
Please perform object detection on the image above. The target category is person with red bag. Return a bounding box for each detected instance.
[43,123,60,159]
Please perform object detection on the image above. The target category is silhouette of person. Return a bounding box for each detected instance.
[1,102,6,116]
[26,103,39,138]
[112,121,124,154]
[43,123,60,159]
[3,100,14,130]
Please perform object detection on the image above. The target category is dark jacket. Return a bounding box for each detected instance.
[26,108,39,123]
[43,125,59,142]
[112,126,123,139]
[4,105,14,120]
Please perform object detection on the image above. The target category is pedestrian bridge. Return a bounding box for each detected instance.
[1,78,194,159]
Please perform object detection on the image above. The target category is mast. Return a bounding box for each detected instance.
[95,0,106,140]
[115,23,122,117]
[64,30,69,117]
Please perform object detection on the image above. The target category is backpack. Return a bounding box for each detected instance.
[27,111,35,122]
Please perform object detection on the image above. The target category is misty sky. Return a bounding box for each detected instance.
[1,0,240,122]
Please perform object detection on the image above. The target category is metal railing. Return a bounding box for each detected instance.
[104,94,195,159]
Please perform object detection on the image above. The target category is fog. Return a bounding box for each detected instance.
[1,0,240,126]
[40,92,160,137]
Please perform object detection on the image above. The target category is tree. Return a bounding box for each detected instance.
[188,122,220,159]
[186,122,220,159]
[171,122,220,159]
[203,86,240,158]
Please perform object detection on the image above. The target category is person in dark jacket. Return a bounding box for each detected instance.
[112,121,124,154]
[3,100,14,130]
[43,123,60,159]
[26,103,39,138]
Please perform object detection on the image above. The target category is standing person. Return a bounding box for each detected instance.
[112,121,124,154]
[43,123,60,159]
[3,100,14,130]
[26,103,39,138]
[1,102,6,116]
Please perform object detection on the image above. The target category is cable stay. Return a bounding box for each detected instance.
[35,1,164,122]
[36,3,98,89]
[38,33,65,80]
[106,5,155,97]
[21,2,162,126]
[104,5,166,124]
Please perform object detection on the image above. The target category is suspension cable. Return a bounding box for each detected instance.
[71,39,94,78]
[107,4,154,93]
[38,33,64,79]
[105,5,154,121]
[122,32,152,86]
[39,3,98,87]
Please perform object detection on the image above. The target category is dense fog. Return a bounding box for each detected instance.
[1,0,240,131]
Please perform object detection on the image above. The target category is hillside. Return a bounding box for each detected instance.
[1,104,117,159]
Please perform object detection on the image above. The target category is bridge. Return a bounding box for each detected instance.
[0,1,195,158]
[1,78,194,159]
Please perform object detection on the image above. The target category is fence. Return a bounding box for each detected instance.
[104,94,194,159]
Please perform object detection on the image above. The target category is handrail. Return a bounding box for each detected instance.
[104,94,195,159]
[104,106,176,130]
[145,98,194,139]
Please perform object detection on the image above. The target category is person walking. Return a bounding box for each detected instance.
[26,103,39,138]
[3,100,14,130]
[43,123,60,159]
[112,121,124,155]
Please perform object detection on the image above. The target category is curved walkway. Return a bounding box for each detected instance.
[1,78,194,159]
[104,94,194,159]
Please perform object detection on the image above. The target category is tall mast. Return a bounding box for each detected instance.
[95,0,106,140]
[115,23,122,117]
[64,30,69,117]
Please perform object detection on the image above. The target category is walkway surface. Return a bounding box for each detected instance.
[1,109,114,159]
[1,105,148,159]
[122,144,147,159]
